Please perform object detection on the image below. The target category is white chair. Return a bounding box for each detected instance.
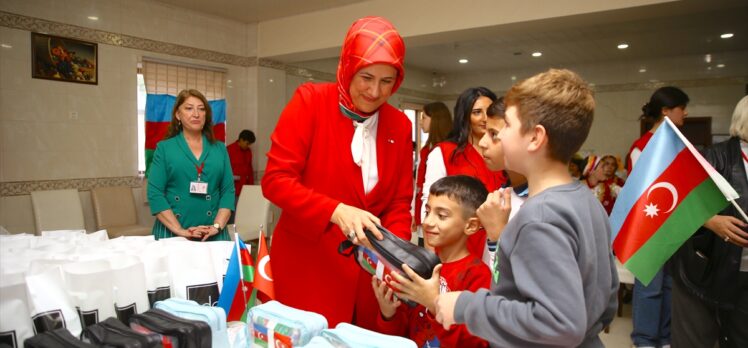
[30,189,86,235]
[233,185,274,243]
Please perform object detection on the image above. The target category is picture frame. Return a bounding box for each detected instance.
[31,32,98,85]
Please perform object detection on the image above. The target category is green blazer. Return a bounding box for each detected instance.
[147,132,235,241]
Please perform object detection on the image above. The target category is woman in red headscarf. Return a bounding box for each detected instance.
[261,17,412,329]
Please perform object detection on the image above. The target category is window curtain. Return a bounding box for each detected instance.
[142,59,227,177]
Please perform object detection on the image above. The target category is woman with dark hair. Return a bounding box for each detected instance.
[625,86,689,348]
[147,89,235,241]
[414,102,452,246]
[262,16,412,329]
[421,87,505,261]
[671,95,748,348]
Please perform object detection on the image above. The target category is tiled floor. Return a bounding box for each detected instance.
[600,300,634,348]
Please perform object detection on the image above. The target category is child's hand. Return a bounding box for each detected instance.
[477,188,512,241]
[434,291,462,330]
[390,264,442,313]
[371,275,401,320]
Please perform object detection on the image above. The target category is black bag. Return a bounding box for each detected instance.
[82,317,162,348]
[129,309,211,348]
[339,224,441,280]
[24,328,96,348]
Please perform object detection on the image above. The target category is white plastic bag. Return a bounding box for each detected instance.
[62,260,115,328]
[25,266,82,337]
[0,273,33,347]
[108,254,149,324]
[167,241,219,306]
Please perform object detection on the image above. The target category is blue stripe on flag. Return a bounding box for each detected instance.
[145,94,176,122]
[216,239,248,316]
[210,99,226,124]
[609,124,685,236]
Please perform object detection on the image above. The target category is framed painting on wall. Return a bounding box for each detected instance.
[31,32,98,85]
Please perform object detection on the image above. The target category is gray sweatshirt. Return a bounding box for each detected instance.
[455,181,619,347]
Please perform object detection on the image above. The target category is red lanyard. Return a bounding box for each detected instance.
[741,149,748,164]
[195,162,205,180]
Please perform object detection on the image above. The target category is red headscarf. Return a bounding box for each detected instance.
[337,16,405,119]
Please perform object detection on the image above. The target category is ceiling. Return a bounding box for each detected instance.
[150,0,369,23]
[147,0,748,92]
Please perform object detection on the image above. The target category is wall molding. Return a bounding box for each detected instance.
[0,176,143,197]
[2,11,745,103]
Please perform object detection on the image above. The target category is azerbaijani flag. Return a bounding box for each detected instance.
[217,239,254,321]
[144,94,226,177]
[253,230,275,304]
[610,117,739,285]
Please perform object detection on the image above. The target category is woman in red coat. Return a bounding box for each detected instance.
[415,102,452,246]
[261,16,413,329]
[421,87,505,262]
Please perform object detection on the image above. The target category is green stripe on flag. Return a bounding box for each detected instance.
[243,265,254,282]
[625,180,728,284]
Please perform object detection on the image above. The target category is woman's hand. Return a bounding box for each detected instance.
[704,215,748,247]
[371,276,401,320]
[331,203,382,248]
[188,225,218,241]
[477,189,512,242]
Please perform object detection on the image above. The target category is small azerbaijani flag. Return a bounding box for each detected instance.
[216,238,254,321]
[253,230,275,304]
[610,117,739,285]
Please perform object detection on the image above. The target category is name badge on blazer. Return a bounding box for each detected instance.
[190,181,208,194]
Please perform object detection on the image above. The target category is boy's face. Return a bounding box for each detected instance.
[422,195,471,249]
[478,117,506,171]
[498,105,533,175]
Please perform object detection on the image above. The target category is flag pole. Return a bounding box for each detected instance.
[730,200,748,223]
[233,225,249,308]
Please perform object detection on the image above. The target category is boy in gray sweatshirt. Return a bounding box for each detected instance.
[433,69,619,348]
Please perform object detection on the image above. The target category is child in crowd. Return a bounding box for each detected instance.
[476,99,528,268]
[584,154,625,215]
[372,175,491,348]
[433,69,619,347]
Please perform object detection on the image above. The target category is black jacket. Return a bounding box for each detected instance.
[673,136,748,310]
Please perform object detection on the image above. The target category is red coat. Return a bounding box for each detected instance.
[226,141,254,195]
[438,142,506,258]
[262,83,413,329]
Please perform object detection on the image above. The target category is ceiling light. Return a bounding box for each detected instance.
[617,43,629,49]
[511,76,517,81]
[717,64,725,68]
[458,58,468,64]
[704,54,712,63]
[87,16,99,21]
[720,33,734,39]
[639,68,647,73]
[531,52,542,57]
[0,44,12,49]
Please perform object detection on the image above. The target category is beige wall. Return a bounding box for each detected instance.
[0,0,258,233]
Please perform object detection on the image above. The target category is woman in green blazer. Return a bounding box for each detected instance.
[147,89,235,241]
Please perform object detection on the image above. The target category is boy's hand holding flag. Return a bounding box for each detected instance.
[610,117,743,285]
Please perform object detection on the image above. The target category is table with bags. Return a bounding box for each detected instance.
[0,230,417,347]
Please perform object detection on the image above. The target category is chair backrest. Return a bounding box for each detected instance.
[90,186,138,229]
[30,189,85,235]
[234,185,272,242]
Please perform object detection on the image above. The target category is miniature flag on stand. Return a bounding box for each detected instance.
[253,230,275,304]
[216,236,254,321]
[610,117,740,285]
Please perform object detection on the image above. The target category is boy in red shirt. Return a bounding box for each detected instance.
[372,175,491,348]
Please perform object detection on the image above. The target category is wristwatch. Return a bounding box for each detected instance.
[212,223,221,231]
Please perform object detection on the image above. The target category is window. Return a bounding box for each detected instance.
[137,71,146,174]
